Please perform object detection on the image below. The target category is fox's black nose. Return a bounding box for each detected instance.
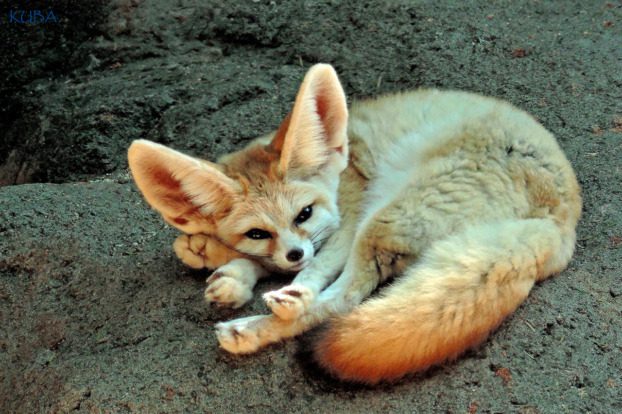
[286,248,304,262]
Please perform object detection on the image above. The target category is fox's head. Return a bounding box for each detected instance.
[128,64,349,272]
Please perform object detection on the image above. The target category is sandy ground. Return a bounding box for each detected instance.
[1,1,621,412]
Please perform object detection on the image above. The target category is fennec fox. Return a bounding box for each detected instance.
[128,64,581,384]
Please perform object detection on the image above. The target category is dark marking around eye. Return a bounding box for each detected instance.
[245,228,272,240]
[294,205,313,225]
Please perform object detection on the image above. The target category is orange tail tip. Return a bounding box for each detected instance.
[311,298,508,385]
[312,314,412,384]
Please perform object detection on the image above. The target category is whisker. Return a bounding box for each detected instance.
[310,226,331,243]
[312,234,331,250]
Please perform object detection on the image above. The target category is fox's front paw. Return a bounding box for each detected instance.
[215,316,266,354]
[173,234,213,269]
[174,234,239,270]
[204,271,253,309]
[263,284,314,320]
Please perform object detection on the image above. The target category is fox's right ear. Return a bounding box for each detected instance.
[271,64,349,179]
[127,140,240,233]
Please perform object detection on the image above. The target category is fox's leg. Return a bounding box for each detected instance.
[173,234,266,308]
[217,213,408,352]
[215,251,391,354]
[263,225,356,320]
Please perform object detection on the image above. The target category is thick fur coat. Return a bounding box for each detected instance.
[128,64,581,383]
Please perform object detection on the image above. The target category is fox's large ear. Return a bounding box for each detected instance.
[272,64,348,178]
[128,140,239,233]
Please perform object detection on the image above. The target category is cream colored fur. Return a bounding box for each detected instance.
[128,64,581,384]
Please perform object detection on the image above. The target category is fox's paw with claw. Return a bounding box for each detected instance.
[263,284,314,320]
[204,270,253,309]
[174,234,241,270]
[174,234,210,269]
[215,316,267,354]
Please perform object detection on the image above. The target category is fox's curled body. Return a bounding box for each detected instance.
[128,64,581,384]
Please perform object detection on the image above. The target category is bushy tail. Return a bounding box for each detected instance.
[312,218,575,384]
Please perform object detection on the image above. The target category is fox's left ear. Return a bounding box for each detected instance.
[128,140,240,234]
[272,64,348,178]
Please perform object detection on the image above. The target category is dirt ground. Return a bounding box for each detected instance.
[1,1,621,412]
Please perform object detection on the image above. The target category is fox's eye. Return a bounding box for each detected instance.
[294,205,313,225]
[245,228,272,240]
